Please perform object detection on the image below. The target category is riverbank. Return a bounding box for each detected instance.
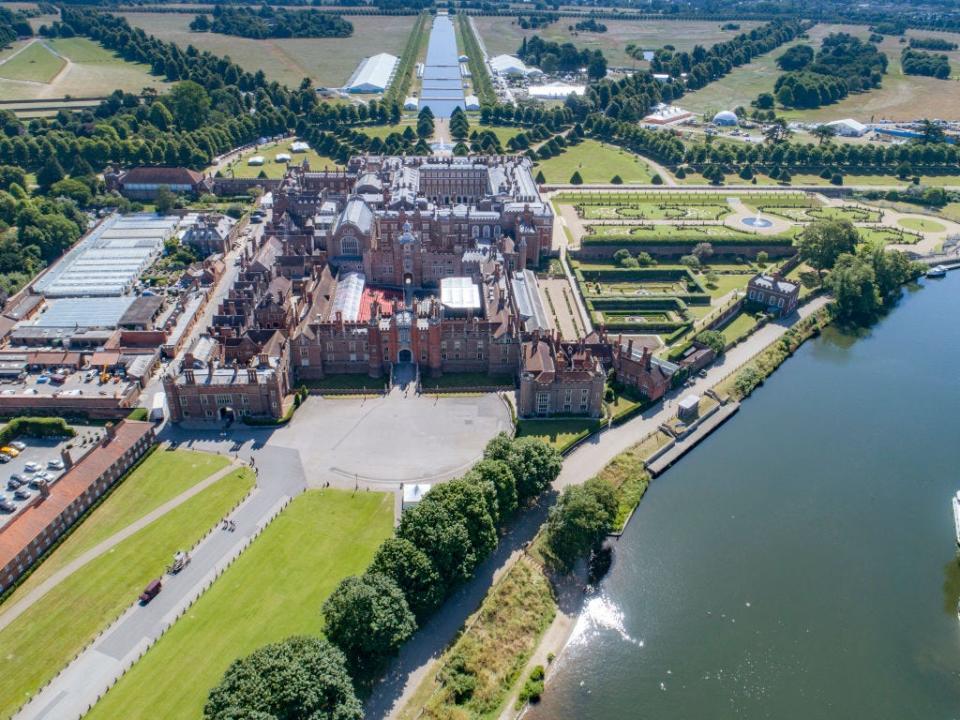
[389,298,831,719]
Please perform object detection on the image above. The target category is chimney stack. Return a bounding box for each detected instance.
[104,422,117,444]
[60,447,73,470]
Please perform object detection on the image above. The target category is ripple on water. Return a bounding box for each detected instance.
[567,594,645,648]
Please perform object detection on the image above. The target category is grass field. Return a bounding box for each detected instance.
[472,16,762,67]
[0,466,254,719]
[0,40,65,83]
[537,139,652,184]
[0,37,167,102]
[516,417,600,452]
[86,489,393,720]
[1,449,230,607]
[702,272,753,297]
[898,217,946,232]
[217,139,342,179]
[120,12,416,88]
[720,310,759,345]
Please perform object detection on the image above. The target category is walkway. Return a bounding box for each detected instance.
[0,458,244,634]
[368,296,830,719]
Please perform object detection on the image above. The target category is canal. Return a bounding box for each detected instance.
[419,13,465,118]
[529,275,960,719]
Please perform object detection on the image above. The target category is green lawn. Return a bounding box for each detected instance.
[302,374,387,391]
[359,119,418,140]
[420,372,515,390]
[217,140,343,179]
[719,311,759,345]
[0,40,65,83]
[86,489,393,720]
[898,217,946,232]
[0,468,255,719]
[701,272,753,298]
[516,417,601,452]
[537,139,652,184]
[3,449,230,606]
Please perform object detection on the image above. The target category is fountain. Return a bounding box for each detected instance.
[741,212,773,229]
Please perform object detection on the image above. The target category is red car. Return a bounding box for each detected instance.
[139,578,162,604]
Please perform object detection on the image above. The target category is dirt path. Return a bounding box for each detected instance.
[0,456,245,633]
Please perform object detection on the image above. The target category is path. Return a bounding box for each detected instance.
[369,296,830,719]
[0,458,244,634]
[15,444,307,720]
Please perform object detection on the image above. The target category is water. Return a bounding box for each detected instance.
[419,14,465,118]
[530,276,960,720]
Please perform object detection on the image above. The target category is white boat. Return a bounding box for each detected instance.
[927,265,947,278]
[953,491,960,547]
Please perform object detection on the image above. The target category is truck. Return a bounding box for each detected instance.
[149,392,167,422]
[139,578,162,604]
[167,550,190,574]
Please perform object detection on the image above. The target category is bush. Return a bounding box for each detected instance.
[126,407,149,421]
[651,173,663,185]
[611,174,623,184]
[569,170,583,185]
[518,665,546,706]
[545,477,618,571]
[0,417,75,445]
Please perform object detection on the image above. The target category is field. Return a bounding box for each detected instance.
[86,489,394,720]
[0,40,65,83]
[719,310,759,345]
[898,217,946,232]
[0,37,167,103]
[217,139,343,179]
[119,12,417,88]
[1,449,230,606]
[536,139,652,184]
[472,16,762,67]
[0,462,254,719]
[516,417,600,452]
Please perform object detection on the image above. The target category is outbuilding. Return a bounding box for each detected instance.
[712,110,739,126]
[489,54,529,77]
[824,118,868,137]
[345,52,399,93]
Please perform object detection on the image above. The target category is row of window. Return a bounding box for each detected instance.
[748,289,786,307]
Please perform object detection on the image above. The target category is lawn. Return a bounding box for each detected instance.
[0,40,65,83]
[0,467,255,719]
[218,139,342,179]
[2,449,230,606]
[859,226,922,245]
[898,217,946,232]
[119,12,417,88]
[719,310,759,345]
[420,372,515,390]
[85,489,393,720]
[516,417,601,452]
[0,37,167,102]
[472,16,762,67]
[302,374,387,391]
[701,272,753,298]
[536,139,652,184]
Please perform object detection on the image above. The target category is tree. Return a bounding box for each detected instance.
[569,170,583,185]
[636,251,655,267]
[795,219,860,277]
[534,169,545,184]
[811,124,837,145]
[754,92,775,109]
[610,174,623,184]
[763,118,792,144]
[824,252,881,324]
[204,636,362,720]
[756,250,769,265]
[398,495,481,589]
[692,242,714,261]
[694,329,725,356]
[679,254,701,270]
[36,156,65,188]
[164,80,211,131]
[500,437,563,503]
[545,478,617,570]
[651,173,663,185]
[368,538,442,620]
[148,101,174,131]
[464,458,518,521]
[421,479,497,559]
[155,186,177,214]
[323,574,416,671]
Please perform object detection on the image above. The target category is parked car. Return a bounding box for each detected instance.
[28,478,45,489]
[0,500,15,513]
[35,376,48,384]
[2,446,20,457]
[13,488,31,500]
[0,455,9,464]
[9,441,26,451]
[7,478,22,490]
[24,462,41,473]
[47,459,64,470]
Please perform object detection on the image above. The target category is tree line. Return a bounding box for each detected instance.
[0,6,33,45]
[909,36,958,51]
[518,35,608,80]
[205,434,563,716]
[189,6,354,39]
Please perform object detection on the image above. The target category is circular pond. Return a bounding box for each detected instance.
[742,216,773,228]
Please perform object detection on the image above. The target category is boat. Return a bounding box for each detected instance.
[953,491,960,547]
[927,265,948,278]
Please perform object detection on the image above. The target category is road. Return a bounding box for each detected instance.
[367,296,830,719]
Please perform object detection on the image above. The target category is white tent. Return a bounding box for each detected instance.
[824,118,868,137]
[489,54,529,77]
[345,53,399,93]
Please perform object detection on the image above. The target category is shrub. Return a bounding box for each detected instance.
[518,665,546,706]
[651,173,663,185]
[569,170,583,184]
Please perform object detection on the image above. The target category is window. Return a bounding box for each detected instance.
[340,235,360,256]
[536,392,550,415]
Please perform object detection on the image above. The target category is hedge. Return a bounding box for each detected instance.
[587,296,687,311]
[0,417,75,445]
[581,234,796,247]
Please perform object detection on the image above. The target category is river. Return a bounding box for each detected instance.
[529,276,960,720]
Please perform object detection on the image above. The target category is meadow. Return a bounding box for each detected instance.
[119,12,416,88]
[536,139,652,184]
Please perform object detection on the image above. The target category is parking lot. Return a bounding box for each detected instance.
[0,425,106,526]
[0,369,139,399]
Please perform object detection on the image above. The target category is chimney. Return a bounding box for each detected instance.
[60,447,73,470]
[627,338,634,358]
[247,368,258,383]
[184,369,196,384]
[104,422,117,444]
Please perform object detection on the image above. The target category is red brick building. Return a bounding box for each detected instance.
[0,420,156,593]
[518,333,606,418]
[612,338,678,401]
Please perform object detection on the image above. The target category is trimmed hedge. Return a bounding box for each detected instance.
[581,233,796,247]
[587,296,687,311]
[0,417,75,445]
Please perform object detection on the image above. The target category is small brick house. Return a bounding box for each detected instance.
[612,338,678,401]
[746,272,799,317]
[518,334,606,418]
